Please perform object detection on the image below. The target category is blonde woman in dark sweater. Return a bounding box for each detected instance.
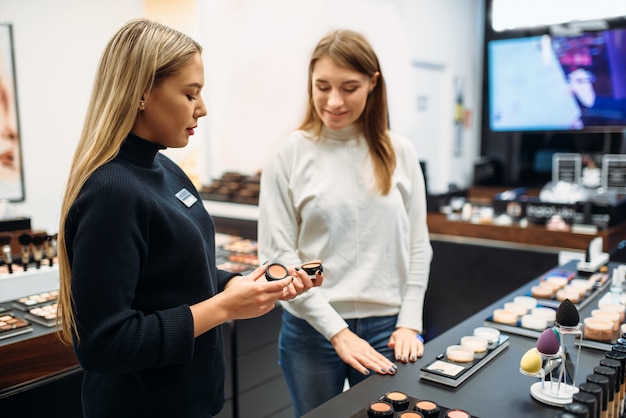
[56,19,318,418]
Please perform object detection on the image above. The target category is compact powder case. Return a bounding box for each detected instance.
[265,263,289,281]
[301,261,323,279]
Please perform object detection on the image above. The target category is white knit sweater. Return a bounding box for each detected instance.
[257,126,432,340]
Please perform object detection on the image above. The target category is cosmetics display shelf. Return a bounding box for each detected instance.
[0,264,59,304]
[0,300,78,395]
[302,260,620,418]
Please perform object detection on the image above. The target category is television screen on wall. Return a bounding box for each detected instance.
[488,27,626,133]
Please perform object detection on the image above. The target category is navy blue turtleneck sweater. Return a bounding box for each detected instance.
[65,134,236,417]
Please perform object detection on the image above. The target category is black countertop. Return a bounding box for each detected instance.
[302,261,620,418]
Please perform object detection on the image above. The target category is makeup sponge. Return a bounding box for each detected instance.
[536,327,561,355]
[520,348,543,375]
[556,298,580,327]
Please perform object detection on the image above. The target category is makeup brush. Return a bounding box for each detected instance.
[46,234,57,267]
[18,232,31,271]
[31,234,45,269]
[0,234,13,274]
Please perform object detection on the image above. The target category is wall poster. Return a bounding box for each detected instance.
[0,22,24,202]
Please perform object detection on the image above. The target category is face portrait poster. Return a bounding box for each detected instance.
[0,22,24,202]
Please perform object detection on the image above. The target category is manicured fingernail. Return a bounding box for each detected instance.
[402,357,407,362]
[295,267,300,271]
[262,260,269,265]
[381,368,386,373]
[396,355,401,360]
[364,369,370,375]
[410,356,416,361]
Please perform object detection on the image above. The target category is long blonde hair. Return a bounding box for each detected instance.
[56,19,202,345]
[299,29,396,195]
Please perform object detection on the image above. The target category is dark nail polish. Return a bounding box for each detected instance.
[295,267,300,271]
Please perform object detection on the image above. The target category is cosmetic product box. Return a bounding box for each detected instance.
[492,192,626,230]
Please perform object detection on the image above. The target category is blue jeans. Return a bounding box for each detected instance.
[278,310,396,417]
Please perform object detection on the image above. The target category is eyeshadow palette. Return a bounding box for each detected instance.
[12,290,59,311]
[349,392,479,417]
[24,302,57,327]
[0,314,33,341]
[420,334,509,387]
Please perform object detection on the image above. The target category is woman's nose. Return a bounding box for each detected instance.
[327,89,343,108]
[195,96,208,118]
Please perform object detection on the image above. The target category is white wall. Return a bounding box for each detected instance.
[0,0,143,232]
[0,0,484,233]
[197,0,485,194]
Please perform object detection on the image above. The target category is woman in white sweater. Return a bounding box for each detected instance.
[258,29,433,417]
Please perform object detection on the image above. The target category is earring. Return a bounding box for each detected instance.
[139,101,145,109]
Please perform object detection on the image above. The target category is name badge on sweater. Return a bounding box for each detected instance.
[175,188,198,208]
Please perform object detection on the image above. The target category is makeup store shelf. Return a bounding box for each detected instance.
[428,186,626,253]
[0,265,59,304]
[0,265,78,397]
[428,211,626,253]
[0,319,78,396]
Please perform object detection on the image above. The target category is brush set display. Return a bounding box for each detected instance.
[0,232,57,274]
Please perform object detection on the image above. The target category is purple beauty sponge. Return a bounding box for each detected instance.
[556,298,580,327]
[537,327,561,355]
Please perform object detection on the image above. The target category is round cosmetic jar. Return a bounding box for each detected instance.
[444,409,472,418]
[446,345,475,363]
[460,335,489,353]
[300,260,323,279]
[473,326,500,345]
[367,401,394,417]
[265,263,289,281]
[398,412,424,418]
[382,391,410,411]
[413,400,440,416]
